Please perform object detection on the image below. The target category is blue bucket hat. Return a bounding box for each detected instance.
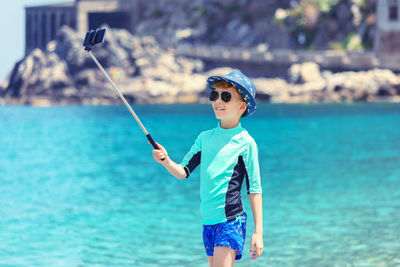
[207,70,256,117]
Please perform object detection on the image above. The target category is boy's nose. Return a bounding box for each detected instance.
[215,96,223,104]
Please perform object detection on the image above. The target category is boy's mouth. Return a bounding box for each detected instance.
[214,107,225,111]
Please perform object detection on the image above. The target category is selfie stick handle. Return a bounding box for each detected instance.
[88,51,161,153]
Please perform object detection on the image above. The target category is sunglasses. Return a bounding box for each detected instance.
[209,90,245,103]
[209,91,232,102]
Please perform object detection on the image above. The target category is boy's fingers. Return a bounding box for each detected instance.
[250,242,263,260]
[250,243,255,254]
[150,142,166,162]
[257,247,263,257]
[150,142,163,152]
[251,246,258,260]
[155,142,164,150]
[149,142,163,150]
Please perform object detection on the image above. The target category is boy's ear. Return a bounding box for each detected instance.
[240,101,248,116]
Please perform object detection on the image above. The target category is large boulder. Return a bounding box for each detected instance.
[288,61,323,84]
[2,26,208,105]
[251,66,400,103]
[3,49,74,103]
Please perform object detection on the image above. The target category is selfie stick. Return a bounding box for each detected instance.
[83,29,163,159]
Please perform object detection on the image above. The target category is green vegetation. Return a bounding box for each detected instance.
[151,9,164,18]
[188,6,208,15]
[241,12,250,21]
[315,0,340,13]
[226,3,239,12]
[198,7,207,15]
[272,0,372,50]
[343,32,364,51]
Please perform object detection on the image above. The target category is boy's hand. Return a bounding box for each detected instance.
[250,232,263,260]
[152,142,169,164]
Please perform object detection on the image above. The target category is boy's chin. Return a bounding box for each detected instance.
[214,111,239,121]
[213,112,225,120]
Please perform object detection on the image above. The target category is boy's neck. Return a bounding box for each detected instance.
[220,119,240,129]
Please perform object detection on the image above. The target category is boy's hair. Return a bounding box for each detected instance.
[212,81,247,117]
[212,81,234,90]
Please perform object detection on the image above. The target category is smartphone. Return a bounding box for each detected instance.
[83,29,106,51]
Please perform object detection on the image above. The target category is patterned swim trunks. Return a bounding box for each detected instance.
[202,213,247,260]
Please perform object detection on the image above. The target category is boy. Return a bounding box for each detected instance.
[152,70,263,267]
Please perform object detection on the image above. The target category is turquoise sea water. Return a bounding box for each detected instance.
[0,103,399,267]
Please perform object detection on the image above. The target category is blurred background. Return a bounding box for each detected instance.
[0,1,399,266]
[2,0,400,105]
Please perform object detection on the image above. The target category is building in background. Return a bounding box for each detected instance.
[375,0,400,53]
[25,0,140,54]
[25,2,76,54]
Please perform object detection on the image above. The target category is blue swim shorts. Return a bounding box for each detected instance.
[202,213,247,260]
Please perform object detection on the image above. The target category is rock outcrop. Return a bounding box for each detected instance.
[2,26,206,106]
[255,63,400,103]
[2,27,400,106]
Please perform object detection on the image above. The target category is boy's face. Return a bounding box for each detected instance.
[211,86,247,121]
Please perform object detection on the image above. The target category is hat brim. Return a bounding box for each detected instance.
[207,76,256,117]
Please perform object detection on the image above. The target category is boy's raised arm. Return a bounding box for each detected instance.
[152,142,187,180]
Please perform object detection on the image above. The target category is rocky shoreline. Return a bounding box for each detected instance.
[1,26,400,106]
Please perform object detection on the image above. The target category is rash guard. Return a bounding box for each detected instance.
[179,123,262,225]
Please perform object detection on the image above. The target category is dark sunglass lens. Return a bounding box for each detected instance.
[209,91,219,101]
[221,92,232,102]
